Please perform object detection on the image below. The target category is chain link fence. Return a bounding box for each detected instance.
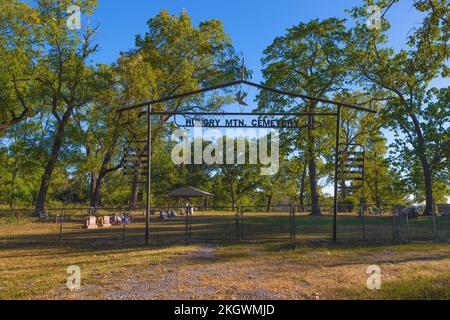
[240,205,294,241]
[1,204,449,245]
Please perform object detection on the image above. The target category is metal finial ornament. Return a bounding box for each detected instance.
[235,57,249,108]
[235,90,248,106]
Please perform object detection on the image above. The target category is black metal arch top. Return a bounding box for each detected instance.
[117,80,377,114]
[120,77,377,245]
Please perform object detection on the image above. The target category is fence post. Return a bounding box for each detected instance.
[360,199,366,241]
[292,205,297,240]
[236,207,242,241]
[240,207,243,241]
[185,208,190,245]
[392,207,398,243]
[122,210,127,241]
[15,209,19,225]
[431,200,439,242]
[289,205,293,240]
[405,211,411,242]
[189,209,192,243]
[58,208,64,246]
[237,207,242,241]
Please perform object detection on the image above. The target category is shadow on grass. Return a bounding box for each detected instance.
[0,214,447,256]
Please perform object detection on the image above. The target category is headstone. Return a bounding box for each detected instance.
[437,204,450,217]
[396,205,419,219]
[102,215,112,228]
[39,211,49,219]
[111,214,121,225]
[85,216,98,229]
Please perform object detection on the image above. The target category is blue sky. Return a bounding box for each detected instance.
[88,0,426,84]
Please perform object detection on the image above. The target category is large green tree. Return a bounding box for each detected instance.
[31,0,99,214]
[80,10,243,208]
[388,87,449,204]
[118,10,242,208]
[349,0,449,214]
[258,18,353,215]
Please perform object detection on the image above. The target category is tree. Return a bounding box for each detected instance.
[0,124,43,207]
[83,10,244,208]
[258,18,352,215]
[330,90,409,207]
[133,10,241,99]
[0,0,42,133]
[214,163,262,210]
[290,156,309,211]
[363,131,408,207]
[114,10,242,208]
[78,65,126,208]
[349,0,449,215]
[32,0,99,214]
[388,87,449,205]
[260,162,297,212]
[207,136,264,210]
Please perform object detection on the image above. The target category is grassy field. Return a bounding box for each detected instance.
[0,211,449,300]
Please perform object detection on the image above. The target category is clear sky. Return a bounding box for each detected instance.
[88,0,427,84]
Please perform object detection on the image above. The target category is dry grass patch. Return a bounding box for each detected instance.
[0,216,449,300]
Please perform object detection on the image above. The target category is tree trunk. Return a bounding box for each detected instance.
[89,172,96,202]
[298,161,307,211]
[90,120,125,208]
[230,187,235,211]
[34,110,72,215]
[129,173,141,210]
[307,113,321,215]
[91,180,105,209]
[9,157,18,209]
[229,181,235,211]
[308,158,321,215]
[266,193,273,212]
[375,197,381,209]
[91,131,123,208]
[420,155,434,216]
[410,113,433,216]
[299,186,305,212]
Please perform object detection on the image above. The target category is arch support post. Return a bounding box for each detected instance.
[333,106,341,242]
[145,104,152,245]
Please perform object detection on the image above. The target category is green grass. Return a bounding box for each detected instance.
[0,212,449,300]
[339,272,450,300]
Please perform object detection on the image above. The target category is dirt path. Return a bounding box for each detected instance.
[59,245,284,300]
[57,244,450,300]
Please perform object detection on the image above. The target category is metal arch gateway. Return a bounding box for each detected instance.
[117,79,377,244]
